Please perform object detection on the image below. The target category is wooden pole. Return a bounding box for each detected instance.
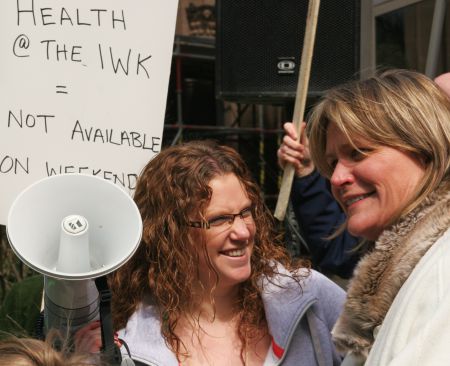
[274,0,320,221]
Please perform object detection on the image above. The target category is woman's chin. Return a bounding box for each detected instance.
[219,268,252,288]
[347,221,381,241]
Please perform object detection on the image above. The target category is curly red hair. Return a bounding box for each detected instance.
[110,140,308,361]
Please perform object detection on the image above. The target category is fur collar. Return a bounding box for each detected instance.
[332,184,450,358]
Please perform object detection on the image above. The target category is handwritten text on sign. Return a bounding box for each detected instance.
[0,0,179,224]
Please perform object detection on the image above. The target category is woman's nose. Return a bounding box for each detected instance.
[229,216,252,240]
[330,161,354,188]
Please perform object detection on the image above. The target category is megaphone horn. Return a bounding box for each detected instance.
[7,174,143,335]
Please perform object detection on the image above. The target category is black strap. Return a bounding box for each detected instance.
[34,311,45,340]
[95,276,122,365]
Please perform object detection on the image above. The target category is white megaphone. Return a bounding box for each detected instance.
[7,174,142,336]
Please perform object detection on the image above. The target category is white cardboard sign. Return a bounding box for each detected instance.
[0,0,179,224]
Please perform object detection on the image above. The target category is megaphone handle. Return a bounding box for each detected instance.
[95,276,122,366]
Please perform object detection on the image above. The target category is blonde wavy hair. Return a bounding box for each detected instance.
[0,332,102,366]
[308,69,450,224]
[110,140,307,362]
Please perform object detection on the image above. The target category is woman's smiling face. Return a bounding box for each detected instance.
[325,123,426,240]
[194,173,256,293]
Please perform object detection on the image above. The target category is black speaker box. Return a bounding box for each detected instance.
[216,0,361,103]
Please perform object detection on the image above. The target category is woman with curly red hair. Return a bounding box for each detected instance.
[111,140,344,366]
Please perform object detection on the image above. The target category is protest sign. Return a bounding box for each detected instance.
[0,0,178,224]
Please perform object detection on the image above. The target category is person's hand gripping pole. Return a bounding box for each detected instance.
[274,0,320,221]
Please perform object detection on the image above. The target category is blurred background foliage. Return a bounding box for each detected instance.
[0,226,36,304]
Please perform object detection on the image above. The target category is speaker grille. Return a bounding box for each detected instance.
[216,0,361,102]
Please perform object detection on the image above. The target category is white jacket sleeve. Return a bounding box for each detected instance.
[366,228,450,366]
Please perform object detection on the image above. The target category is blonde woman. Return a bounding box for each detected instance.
[308,69,450,365]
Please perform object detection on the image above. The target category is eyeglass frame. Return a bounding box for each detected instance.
[188,206,254,230]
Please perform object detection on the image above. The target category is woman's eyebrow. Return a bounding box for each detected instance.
[206,202,252,217]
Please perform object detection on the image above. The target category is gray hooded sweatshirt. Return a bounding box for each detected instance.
[118,268,345,366]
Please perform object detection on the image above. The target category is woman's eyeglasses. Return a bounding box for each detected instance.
[189,206,254,230]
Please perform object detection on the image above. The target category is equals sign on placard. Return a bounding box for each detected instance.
[56,85,68,94]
